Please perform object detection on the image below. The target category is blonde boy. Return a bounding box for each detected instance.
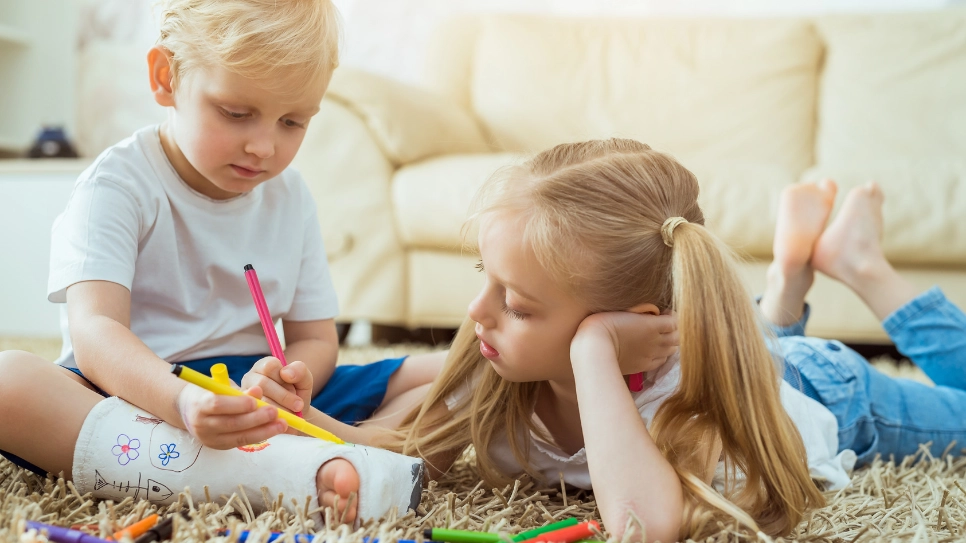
[0,0,425,522]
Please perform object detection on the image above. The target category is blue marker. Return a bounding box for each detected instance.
[220,531,416,543]
[25,521,112,543]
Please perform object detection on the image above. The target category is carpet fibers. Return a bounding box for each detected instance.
[0,340,956,542]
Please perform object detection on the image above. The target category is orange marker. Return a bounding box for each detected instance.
[528,521,599,543]
[112,514,159,541]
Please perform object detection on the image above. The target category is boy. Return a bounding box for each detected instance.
[0,0,427,523]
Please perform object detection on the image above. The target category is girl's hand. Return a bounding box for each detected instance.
[176,384,287,449]
[571,311,679,376]
[241,357,312,416]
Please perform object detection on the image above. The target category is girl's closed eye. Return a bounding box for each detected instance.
[478,260,529,320]
[502,301,528,320]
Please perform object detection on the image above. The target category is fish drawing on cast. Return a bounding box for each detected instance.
[93,470,174,501]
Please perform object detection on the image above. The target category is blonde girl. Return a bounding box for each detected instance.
[384,138,834,541]
[254,137,966,539]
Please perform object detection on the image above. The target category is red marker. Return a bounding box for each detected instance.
[244,264,301,417]
[628,372,644,392]
[527,521,599,543]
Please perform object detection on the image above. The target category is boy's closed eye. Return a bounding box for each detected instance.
[281,118,306,129]
[220,106,250,120]
[218,106,306,129]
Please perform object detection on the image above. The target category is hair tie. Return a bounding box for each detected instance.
[661,217,688,248]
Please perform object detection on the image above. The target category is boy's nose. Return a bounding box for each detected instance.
[244,134,275,159]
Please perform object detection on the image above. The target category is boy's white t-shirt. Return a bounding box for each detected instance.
[447,354,857,492]
[48,125,339,369]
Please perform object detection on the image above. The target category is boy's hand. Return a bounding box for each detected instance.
[571,311,679,377]
[176,384,287,449]
[241,357,312,416]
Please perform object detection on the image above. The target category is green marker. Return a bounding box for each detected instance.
[422,529,501,543]
[424,518,582,543]
[511,518,580,542]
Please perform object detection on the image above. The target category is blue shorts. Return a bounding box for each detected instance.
[66,354,407,425]
[2,355,405,475]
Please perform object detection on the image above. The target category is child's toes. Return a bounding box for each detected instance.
[318,489,359,522]
[317,458,361,522]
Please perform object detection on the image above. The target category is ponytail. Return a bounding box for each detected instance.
[650,222,825,537]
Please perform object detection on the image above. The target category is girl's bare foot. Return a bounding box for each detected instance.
[812,182,886,285]
[761,180,837,326]
[812,181,920,320]
[773,179,838,275]
[317,458,360,523]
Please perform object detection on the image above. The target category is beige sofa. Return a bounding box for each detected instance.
[293,11,966,343]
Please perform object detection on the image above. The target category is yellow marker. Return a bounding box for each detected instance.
[171,364,345,444]
[210,363,231,386]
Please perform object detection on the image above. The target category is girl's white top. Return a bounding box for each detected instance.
[447,354,856,491]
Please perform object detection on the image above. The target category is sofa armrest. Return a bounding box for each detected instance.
[293,99,407,325]
[325,67,491,167]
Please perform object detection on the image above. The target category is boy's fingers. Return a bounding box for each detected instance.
[210,419,288,450]
[280,362,309,384]
[255,356,282,370]
[246,375,303,412]
[198,405,280,434]
[200,391,258,415]
[242,358,281,389]
[245,385,264,400]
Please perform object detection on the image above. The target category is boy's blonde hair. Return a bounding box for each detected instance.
[156,0,340,95]
[390,139,825,539]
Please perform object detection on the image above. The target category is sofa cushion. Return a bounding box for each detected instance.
[326,68,491,167]
[392,153,524,249]
[802,161,966,266]
[393,154,790,258]
[470,15,822,176]
[815,12,966,165]
[690,161,794,258]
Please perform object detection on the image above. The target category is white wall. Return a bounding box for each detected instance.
[0,163,83,337]
[339,0,954,86]
[76,0,958,90]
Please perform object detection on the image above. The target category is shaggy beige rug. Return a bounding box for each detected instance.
[0,338,956,542]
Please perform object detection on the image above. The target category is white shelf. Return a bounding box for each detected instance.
[0,23,29,47]
[0,169,78,336]
[0,158,91,174]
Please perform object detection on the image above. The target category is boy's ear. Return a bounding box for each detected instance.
[626,302,660,316]
[148,46,175,107]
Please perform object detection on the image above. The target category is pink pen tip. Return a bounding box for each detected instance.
[244,264,302,417]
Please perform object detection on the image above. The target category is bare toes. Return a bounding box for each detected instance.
[812,181,887,283]
[773,180,838,272]
[317,458,360,523]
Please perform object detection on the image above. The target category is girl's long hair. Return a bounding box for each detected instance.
[387,139,824,538]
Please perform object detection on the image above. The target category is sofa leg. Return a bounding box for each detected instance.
[371,325,456,347]
[336,322,351,345]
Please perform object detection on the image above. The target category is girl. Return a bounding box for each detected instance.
[309,138,966,541]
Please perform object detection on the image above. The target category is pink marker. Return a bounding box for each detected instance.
[628,372,644,392]
[244,264,302,417]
